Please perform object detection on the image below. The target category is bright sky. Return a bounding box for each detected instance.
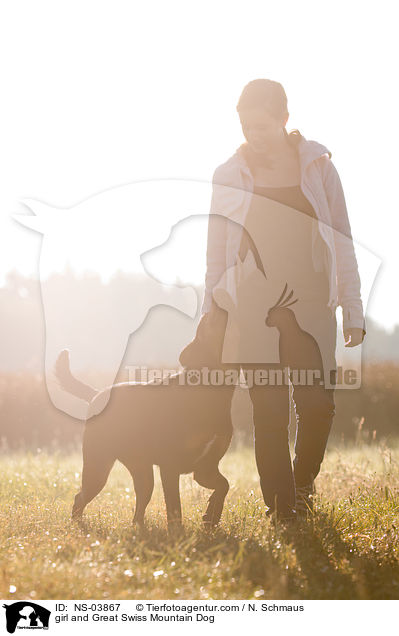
[0,0,398,329]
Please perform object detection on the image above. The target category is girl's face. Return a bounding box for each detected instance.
[239,107,287,153]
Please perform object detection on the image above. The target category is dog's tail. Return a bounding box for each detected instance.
[54,349,98,402]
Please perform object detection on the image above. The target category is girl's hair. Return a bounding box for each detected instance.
[237,78,289,119]
[237,78,303,148]
[284,127,303,148]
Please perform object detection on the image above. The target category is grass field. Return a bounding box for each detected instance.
[1,440,399,600]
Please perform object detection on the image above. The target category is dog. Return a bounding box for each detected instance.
[54,305,236,529]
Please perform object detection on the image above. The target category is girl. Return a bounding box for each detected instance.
[198,79,365,520]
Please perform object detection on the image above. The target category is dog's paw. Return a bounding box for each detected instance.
[132,520,148,538]
[167,519,184,537]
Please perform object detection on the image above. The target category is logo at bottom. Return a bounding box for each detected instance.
[2,602,51,633]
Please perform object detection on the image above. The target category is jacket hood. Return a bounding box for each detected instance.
[219,135,332,177]
[297,136,332,161]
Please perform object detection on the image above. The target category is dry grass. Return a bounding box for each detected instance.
[1,440,399,600]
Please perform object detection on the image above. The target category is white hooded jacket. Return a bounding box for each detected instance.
[201,135,366,334]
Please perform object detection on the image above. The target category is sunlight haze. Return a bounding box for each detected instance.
[0,0,397,328]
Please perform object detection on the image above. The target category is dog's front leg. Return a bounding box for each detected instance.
[194,467,230,527]
[160,466,182,531]
[131,463,154,528]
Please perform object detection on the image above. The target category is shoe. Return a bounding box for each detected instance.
[266,508,297,523]
[295,484,315,516]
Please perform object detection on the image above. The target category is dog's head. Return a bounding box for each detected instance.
[179,304,229,371]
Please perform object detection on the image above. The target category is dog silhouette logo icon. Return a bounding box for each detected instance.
[2,602,51,633]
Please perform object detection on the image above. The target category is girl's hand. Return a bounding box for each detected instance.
[344,327,365,347]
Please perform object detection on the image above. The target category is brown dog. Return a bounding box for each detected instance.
[54,305,236,529]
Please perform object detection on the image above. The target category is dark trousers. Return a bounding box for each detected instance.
[246,368,335,515]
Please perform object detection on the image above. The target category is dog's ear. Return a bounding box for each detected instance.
[179,333,207,368]
[179,340,196,368]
